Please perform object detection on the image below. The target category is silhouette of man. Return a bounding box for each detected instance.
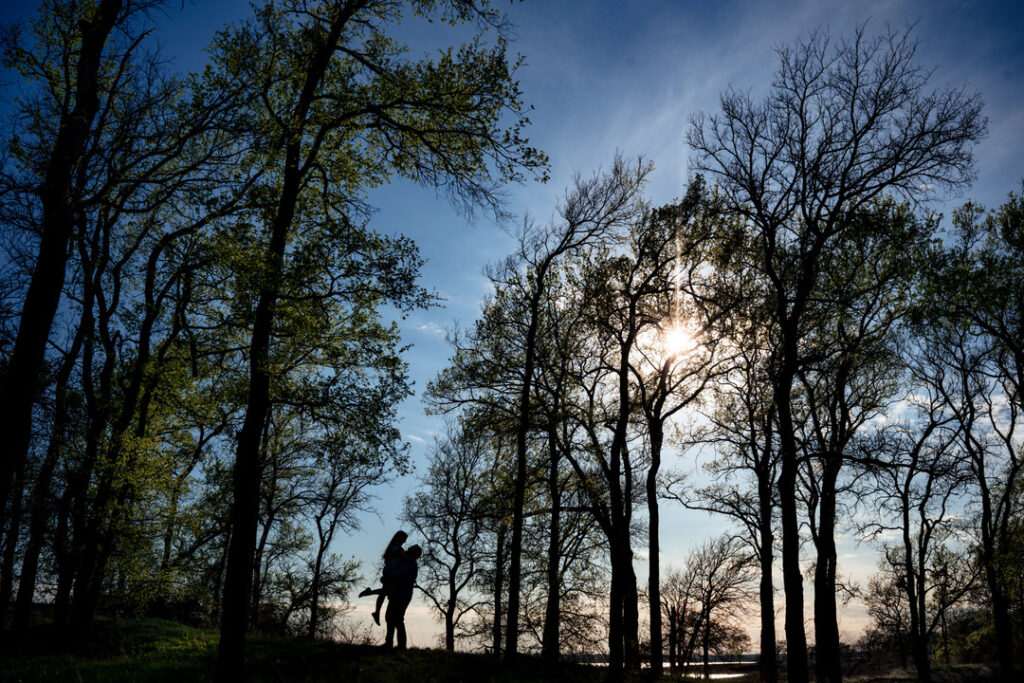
[385,544,421,650]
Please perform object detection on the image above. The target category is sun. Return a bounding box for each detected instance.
[663,324,696,358]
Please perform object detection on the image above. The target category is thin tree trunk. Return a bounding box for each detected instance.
[51,485,76,626]
[758,474,778,683]
[668,606,677,672]
[541,428,561,662]
[776,357,809,683]
[13,325,85,629]
[702,611,711,680]
[813,466,842,683]
[13,419,65,628]
[492,523,506,657]
[608,547,623,679]
[647,421,664,674]
[0,459,26,623]
[902,490,931,683]
[506,290,541,661]
[308,541,324,638]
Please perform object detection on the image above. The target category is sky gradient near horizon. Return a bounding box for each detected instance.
[2,0,1023,650]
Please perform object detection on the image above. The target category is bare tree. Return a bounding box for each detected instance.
[403,424,491,652]
[501,155,649,662]
[662,536,757,679]
[857,328,973,682]
[689,25,985,683]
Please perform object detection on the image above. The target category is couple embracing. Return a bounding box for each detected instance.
[359,530,421,649]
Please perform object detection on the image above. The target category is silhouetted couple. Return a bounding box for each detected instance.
[359,530,421,650]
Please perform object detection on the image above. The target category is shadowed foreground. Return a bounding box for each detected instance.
[0,618,615,682]
[0,617,1004,682]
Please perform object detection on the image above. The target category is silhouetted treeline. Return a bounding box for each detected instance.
[1,6,1021,683]
[0,0,545,676]
[418,24,1020,683]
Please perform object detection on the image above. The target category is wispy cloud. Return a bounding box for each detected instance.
[415,322,445,337]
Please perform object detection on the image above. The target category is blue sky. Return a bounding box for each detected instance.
[3,0,1023,647]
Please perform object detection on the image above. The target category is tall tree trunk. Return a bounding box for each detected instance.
[984,552,1016,682]
[51,485,76,626]
[0,0,124,529]
[215,6,353,673]
[613,333,639,673]
[902,494,931,683]
[217,247,280,671]
[977,478,1016,682]
[668,606,677,672]
[506,290,542,661]
[647,421,664,674]
[13,418,65,628]
[492,523,506,657]
[608,548,624,679]
[621,545,641,671]
[702,609,711,680]
[13,317,85,629]
[445,595,456,651]
[758,472,778,683]
[308,544,324,639]
[0,459,26,623]
[541,428,561,662]
[813,466,842,683]
[775,356,809,683]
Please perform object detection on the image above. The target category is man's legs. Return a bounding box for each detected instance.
[385,589,412,650]
[396,622,407,650]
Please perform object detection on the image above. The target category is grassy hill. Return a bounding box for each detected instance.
[0,618,614,682]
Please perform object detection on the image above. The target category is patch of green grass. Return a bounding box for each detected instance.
[1,618,611,682]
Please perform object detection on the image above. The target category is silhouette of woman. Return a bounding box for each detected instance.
[358,530,408,625]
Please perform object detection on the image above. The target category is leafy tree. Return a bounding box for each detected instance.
[428,157,646,668]
[203,0,546,673]
[0,0,140,538]
[916,189,1024,680]
[857,320,976,682]
[626,182,726,675]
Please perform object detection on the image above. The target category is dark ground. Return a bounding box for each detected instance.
[0,618,998,682]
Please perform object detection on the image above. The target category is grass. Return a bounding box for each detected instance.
[1,617,617,682]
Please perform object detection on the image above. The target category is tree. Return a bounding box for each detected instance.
[205,0,546,674]
[662,536,757,678]
[0,0,141,538]
[858,324,973,682]
[916,192,1024,681]
[625,182,725,675]
[500,155,648,662]
[403,424,491,652]
[862,565,912,669]
[689,25,985,683]
[427,156,648,664]
[1,0,251,626]
[792,199,932,681]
